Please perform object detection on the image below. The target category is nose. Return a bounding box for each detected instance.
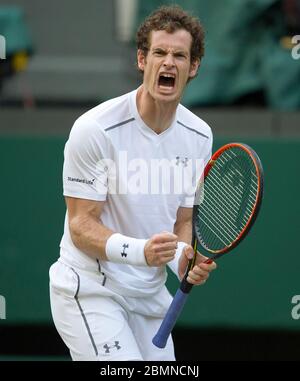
[163,53,175,68]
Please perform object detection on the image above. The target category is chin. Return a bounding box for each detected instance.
[155,91,181,103]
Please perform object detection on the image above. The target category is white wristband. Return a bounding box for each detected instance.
[105,233,148,266]
[167,241,188,280]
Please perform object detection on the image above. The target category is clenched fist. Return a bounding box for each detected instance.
[144,232,178,267]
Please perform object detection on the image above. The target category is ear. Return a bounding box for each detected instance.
[137,49,146,72]
[189,59,200,79]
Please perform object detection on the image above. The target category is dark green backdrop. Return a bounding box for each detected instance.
[136,0,300,110]
[0,136,299,331]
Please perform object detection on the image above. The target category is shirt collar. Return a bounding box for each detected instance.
[129,88,178,140]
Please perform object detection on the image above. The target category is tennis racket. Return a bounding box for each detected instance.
[152,142,264,348]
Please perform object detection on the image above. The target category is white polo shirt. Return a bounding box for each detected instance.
[60,88,213,297]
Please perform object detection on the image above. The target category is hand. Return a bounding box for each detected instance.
[144,232,178,267]
[178,246,217,285]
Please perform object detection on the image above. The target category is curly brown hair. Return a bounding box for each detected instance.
[136,5,205,63]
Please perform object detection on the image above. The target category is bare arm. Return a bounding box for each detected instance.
[66,196,114,260]
[173,207,193,245]
[66,196,178,266]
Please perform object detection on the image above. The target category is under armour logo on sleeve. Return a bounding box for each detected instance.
[103,341,121,353]
[121,244,129,257]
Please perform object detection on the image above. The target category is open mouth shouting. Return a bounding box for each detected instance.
[158,72,176,92]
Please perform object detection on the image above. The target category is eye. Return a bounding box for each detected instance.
[175,53,187,59]
[153,50,165,56]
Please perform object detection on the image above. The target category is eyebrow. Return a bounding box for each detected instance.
[152,47,189,55]
[152,47,165,52]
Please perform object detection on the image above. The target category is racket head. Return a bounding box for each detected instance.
[192,142,264,260]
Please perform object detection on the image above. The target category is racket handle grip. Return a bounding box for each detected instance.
[152,288,189,348]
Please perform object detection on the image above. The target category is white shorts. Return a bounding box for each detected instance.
[49,260,175,361]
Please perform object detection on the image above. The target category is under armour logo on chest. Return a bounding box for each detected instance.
[103,341,121,353]
[121,243,129,257]
[176,156,189,167]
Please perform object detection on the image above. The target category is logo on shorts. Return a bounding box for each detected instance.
[103,341,121,353]
[121,243,129,258]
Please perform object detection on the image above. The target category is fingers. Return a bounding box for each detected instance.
[187,266,209,284]
[144,232,178,266]
[187,259,217,285]
[183,245,194,260]
[194,252,217,270]
[152,232,178,244]
[199,261,217,271]
[186,275,207,285]
[152,233,178,257]
[154,241,178,253]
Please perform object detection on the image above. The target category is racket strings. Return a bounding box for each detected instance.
[213,154,258,220]
[219,151,258,203]
[202,169,256,235]
[196,147,259,252]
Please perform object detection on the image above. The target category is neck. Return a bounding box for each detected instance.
[136,86,179,134]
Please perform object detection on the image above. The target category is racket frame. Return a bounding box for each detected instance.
[183,143,264,290]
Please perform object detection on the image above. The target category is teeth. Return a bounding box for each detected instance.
[161,73,175,78]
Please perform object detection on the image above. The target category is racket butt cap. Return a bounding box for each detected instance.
[152,335,167,349]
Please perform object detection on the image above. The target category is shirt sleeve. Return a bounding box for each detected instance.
[63,117,113,201]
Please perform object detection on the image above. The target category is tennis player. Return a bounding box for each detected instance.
[49,5,217,361]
